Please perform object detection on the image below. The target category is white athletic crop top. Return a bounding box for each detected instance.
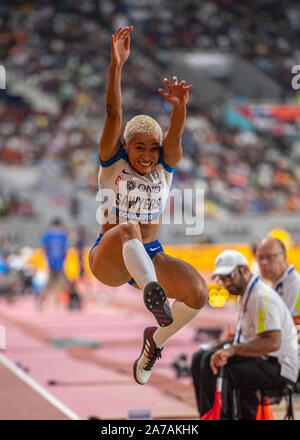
[97,143,175,223]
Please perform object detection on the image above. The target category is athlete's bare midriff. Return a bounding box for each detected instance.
[100,215,161,243]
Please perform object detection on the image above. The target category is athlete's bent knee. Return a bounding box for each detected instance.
[187,277,208,309]
[119,221,141,243]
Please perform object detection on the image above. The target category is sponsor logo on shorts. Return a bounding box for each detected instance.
[149,246,161,252]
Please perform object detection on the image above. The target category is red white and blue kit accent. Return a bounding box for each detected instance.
[98,142,175,223]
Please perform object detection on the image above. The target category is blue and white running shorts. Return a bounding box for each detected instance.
[90,233,164,285]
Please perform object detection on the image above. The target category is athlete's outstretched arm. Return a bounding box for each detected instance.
[158,76,193,168]
[99,26,133,161]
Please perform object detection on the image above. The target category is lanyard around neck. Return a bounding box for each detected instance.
[275,266,294,293]
[235,276,259,344]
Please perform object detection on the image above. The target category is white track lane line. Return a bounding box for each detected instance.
[0,352,80,420]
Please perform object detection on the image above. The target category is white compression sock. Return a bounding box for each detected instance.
[153,300,201,348]
[122,238,157,290]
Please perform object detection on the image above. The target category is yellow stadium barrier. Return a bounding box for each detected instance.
[27,248,92,282]
[163,243,254,272]
[27,244,300,307]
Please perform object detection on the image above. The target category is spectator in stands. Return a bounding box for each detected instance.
[1,1,300,220]
[191,250,298,419]
[38,217,69,310]
[0,191,34,218]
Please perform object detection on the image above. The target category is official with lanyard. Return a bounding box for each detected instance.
[256,236,300,364]
[191,250,298,420]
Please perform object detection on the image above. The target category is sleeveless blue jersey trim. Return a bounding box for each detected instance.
[158,150,176,173]
[99,142,175,172]
[99,143,128,167]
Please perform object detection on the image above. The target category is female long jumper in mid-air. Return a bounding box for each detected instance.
[89,26,208,385]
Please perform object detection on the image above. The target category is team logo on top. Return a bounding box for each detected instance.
[127,180,136,191]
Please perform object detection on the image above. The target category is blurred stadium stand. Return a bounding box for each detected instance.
[1,0,300,248]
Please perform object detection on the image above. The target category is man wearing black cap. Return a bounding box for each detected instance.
[191,250,298,419]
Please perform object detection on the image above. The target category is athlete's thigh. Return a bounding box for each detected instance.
[153,253,208,307]
[89,227,131,287]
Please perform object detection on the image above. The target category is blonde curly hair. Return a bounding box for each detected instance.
[123,115,163,145]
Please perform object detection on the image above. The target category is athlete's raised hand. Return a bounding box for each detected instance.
[111,26,133,66]
[158,76,193,106]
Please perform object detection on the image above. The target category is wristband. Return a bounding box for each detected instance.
[223,343,233,356]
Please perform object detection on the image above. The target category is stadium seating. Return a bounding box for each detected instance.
[0,1,300,220]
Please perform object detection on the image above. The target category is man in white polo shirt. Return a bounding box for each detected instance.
[256,236,300,345]
[191,250,298,420]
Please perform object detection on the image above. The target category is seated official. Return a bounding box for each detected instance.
[191,250,298,420]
